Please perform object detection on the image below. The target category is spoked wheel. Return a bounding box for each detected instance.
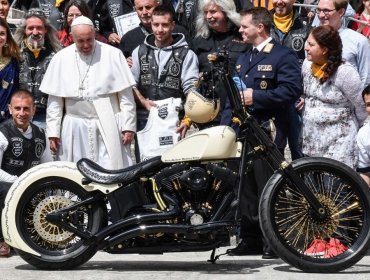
[15,177,106,270]
[260,157,370,273]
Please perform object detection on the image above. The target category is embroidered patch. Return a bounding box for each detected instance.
[108,3,121,18]
[2,80,9,89]
[164,77,180,89]
[140,56,150,73]
[8,159,23,166]
[184,0,195,18]
[141,74,151,85]
[260,80,267,89]
[40,4,52,17]
[257,65,272,71]
[169,62,180,76]
[159,136,174,146]
[263,43,274,53]
[35,142,44,158]
[292,36,304,52]
[158,104,169,119]
[12,139,23,157]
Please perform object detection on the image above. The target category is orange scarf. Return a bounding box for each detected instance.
[311,62,327,80]
[273,11,294,33]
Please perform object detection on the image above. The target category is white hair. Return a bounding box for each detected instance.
[195,0,241,38]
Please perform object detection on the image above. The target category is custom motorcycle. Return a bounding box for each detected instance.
[2,51,370,273]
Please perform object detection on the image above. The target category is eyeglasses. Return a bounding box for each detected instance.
[315,8,337,15]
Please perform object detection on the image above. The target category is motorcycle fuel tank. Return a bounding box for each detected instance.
[162,125,242,162]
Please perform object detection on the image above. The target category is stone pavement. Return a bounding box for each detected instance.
[1,249,370,280]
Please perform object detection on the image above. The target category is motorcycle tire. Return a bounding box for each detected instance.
[14,177,106,270]
[260,157,370,273]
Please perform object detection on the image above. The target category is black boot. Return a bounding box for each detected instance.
[262,244,278,259]
[227,239,263,256]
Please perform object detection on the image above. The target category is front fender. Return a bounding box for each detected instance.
[1,161,119,256]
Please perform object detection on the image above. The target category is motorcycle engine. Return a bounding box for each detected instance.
[153,162,237,225]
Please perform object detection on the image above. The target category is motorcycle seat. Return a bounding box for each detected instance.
[76,156,163,185]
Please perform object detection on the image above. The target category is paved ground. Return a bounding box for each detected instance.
[1,249,370,280]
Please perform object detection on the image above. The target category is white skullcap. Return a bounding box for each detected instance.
[71,16,94,27]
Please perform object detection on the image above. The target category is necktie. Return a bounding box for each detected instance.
[250,48,259,62]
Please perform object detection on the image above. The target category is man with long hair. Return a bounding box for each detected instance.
[13,8,61,128]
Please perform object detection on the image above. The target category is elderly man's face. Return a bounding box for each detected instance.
[134,0,158,27]
[72,25,96,55]
[272,0,295,17]
[203,2,228,32]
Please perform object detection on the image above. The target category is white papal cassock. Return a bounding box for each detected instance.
[40,41,136,170]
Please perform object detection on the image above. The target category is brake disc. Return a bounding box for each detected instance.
[33,195,74,243]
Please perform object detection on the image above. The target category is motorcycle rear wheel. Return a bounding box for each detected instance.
[15,177,106,270]
[260,157,370,273]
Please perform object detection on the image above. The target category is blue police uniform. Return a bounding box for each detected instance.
[231,39,302,256]
[235,40,302,150]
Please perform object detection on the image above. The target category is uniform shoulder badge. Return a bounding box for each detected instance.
[263,43,274,53]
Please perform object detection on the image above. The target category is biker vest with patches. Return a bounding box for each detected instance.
[271,9,311,65]
[19,45,55,113]
[0,120,46,177]
[137,44,188,102]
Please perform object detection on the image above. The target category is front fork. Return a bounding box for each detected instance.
[235,116,327,223]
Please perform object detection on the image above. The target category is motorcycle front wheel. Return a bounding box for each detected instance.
[260,157,370,273]
[15,177,106,270]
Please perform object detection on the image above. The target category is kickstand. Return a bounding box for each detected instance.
[207,248,227,264]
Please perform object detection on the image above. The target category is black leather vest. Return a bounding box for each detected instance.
[0,120,46,177]
[137,44,188,101]
[19,46,55,113]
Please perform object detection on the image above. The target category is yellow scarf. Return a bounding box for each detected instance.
[273,11,294,33]
[55,0,65,8]
[24,39,41,59]
[311,62,327,80]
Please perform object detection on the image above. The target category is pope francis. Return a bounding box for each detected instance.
[40,16,137,170]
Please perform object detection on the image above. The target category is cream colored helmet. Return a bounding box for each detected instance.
[184,89,220,123]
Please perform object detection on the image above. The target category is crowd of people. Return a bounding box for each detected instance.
[0,0,369,261]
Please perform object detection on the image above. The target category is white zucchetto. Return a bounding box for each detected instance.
[71,16,94,27]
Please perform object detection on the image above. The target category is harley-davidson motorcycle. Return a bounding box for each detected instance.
[2,52,370,273]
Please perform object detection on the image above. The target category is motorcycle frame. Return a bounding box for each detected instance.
[66,52,327,249]
[2,52,327,257]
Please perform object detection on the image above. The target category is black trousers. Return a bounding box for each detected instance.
[239,148,284,243]
[0,182,12,240]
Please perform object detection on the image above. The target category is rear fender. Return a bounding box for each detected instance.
[1,161,119,256]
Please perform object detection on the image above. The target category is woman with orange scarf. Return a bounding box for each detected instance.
[301,25,367,168]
